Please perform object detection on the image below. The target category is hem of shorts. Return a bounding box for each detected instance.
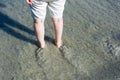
[32,15,63,20]
[33,17,46,20]
[51,16,63,18]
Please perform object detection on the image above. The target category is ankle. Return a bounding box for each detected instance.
[39,41,45,48]
[55,40,62,48]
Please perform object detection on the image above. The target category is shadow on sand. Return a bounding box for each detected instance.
[0,3,54,47]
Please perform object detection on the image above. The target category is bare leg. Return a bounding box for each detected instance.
[34,19,45,48]
[52,18,63,48]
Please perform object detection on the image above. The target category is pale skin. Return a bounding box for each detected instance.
[26,0,63,48]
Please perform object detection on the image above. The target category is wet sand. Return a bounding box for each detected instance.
[0,0,120,80]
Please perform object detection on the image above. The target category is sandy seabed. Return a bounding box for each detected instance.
[0,0,120,80]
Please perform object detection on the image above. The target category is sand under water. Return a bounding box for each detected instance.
[0,0,120,80]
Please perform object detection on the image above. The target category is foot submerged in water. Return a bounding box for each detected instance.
[55,40,62,48]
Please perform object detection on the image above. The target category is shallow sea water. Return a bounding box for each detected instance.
[0,0,120,80]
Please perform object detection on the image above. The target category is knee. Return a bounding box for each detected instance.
[34,19,44,25]
[53,18,63,24]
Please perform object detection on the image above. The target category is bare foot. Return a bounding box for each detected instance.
[55,40,62,48]
[39,41,45,49]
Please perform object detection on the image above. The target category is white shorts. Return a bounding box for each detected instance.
[30,0,66,20]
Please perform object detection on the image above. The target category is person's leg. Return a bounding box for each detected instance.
[52,18,63,48]
[34,19,45,48]
[30,0,47,48]
[48,0,66,48]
